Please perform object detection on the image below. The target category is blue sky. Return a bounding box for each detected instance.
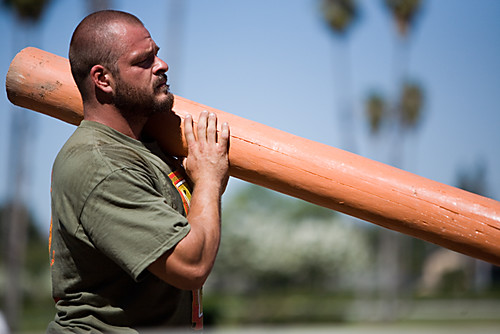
[1,0,499,235]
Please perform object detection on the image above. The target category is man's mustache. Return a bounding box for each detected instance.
[155,73,168,87]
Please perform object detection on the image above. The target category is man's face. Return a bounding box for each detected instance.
[111,22,174,117]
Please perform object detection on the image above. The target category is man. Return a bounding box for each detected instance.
[47,10,229,332]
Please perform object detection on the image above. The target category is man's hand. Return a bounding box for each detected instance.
[183,110,230,195]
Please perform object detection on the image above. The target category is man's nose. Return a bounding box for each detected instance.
[154,56,169,73]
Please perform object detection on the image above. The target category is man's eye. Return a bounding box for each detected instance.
[138,55,154,67]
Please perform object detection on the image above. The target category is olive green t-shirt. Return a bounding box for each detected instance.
[47,120,192,333]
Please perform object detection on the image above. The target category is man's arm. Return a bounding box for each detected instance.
[148,111,229,290]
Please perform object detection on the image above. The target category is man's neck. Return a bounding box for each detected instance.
[83,104,148,140]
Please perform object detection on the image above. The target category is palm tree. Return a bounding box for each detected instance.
[320,0,359,152]
[321,0,357,33]
[385,0,421,37]
[385,0,424,164]
[362,0,424,321]
[399,81,424,130]
[2,0,47,20]
[365,92,386,136]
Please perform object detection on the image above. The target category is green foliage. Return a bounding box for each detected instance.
[211,184,372,293]
[364,81,424,136]
[0,203,52,331]
[365,92,386,135]
[225,184,337,222]
[204,292,349,325]
[384,0,422,36]
[400,81,424,130]
[321,0,358,35]
[2,0,51,21]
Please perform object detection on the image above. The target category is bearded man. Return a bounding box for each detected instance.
[47,10,229,333]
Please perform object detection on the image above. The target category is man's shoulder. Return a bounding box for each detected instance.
[56,121,147,171]
[54,123,109,173]
[53,121,174,189]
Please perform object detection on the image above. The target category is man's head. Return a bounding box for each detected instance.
[69,10,174,117]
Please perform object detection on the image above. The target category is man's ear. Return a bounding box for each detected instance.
[90,65,114,94]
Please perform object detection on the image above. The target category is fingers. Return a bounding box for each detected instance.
[197,110,209,142]
[219,121,229,152]
[184,114,196,145]
[185,110,229,146]
[207,113,217,143]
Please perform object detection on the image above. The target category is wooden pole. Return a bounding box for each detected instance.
[6,47,500,266]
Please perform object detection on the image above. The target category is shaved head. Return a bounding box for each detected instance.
[69,10,144,100]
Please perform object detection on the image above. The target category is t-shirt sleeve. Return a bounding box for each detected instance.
[80,167,190,281]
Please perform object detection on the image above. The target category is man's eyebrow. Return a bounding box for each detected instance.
[133,45,158,60]
[144,44,159,57]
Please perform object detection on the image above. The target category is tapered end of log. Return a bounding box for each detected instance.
[6,47,84,125]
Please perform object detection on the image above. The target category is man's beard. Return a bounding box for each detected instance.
[112,74,174,119]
